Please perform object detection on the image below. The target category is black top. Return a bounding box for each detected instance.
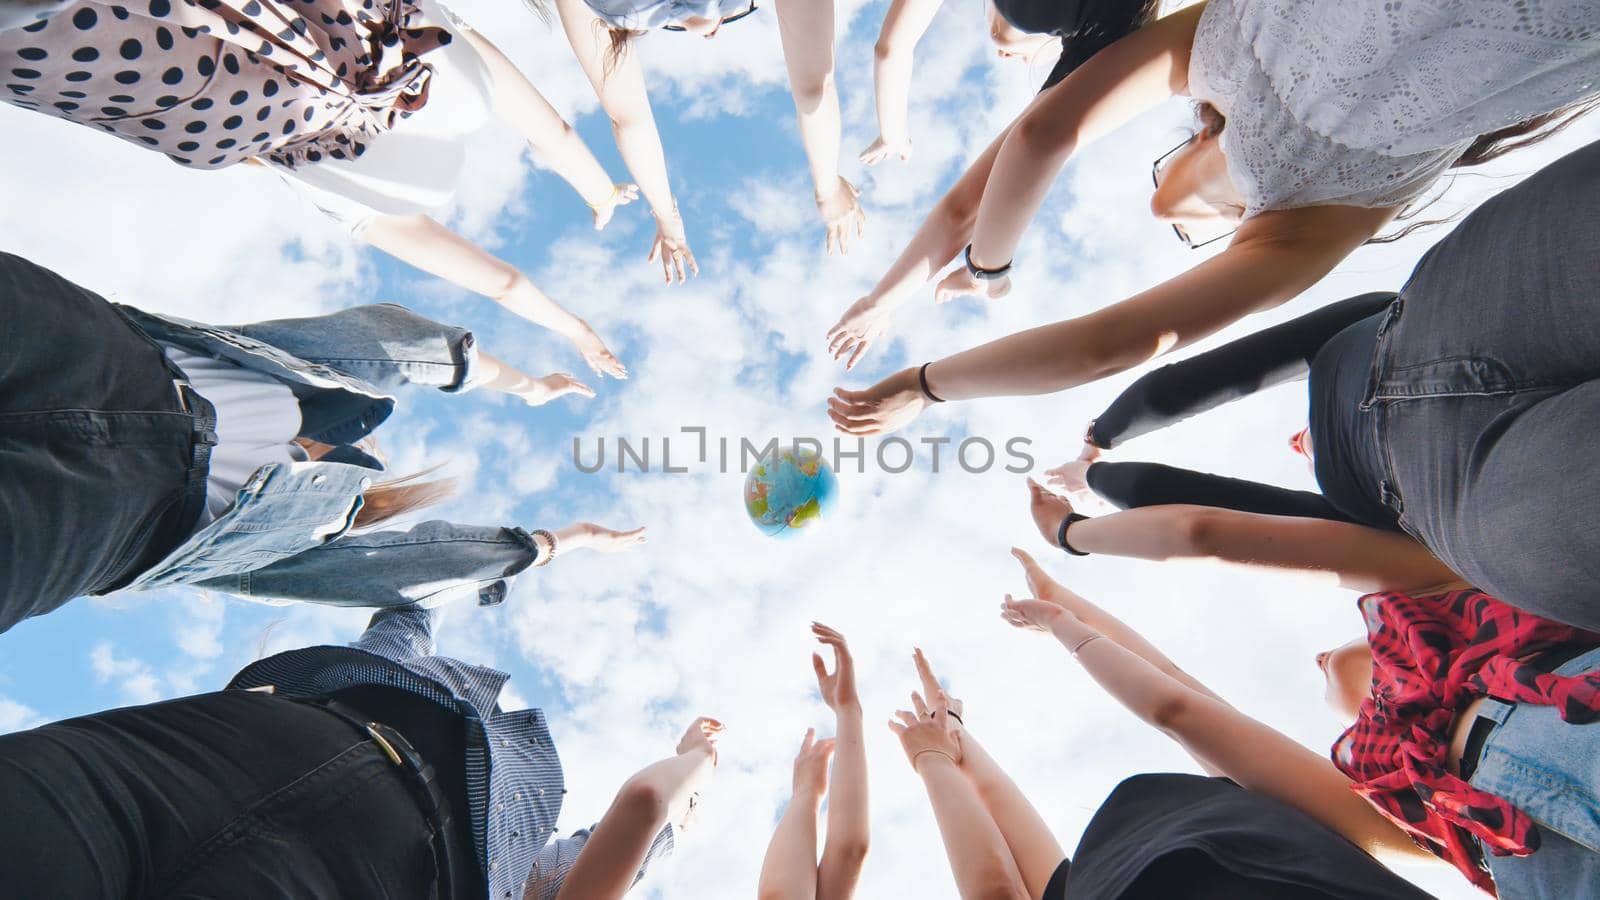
[991,0,1161,90]
[1046,774,1437,899]
[1088,292,1397,529]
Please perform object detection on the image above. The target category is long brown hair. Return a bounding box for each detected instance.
[352,466,460,530]
[1191,98,1600,243]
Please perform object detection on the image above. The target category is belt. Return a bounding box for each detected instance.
[305,697,465,900]
[1458,642,1597,782]
[88,379,220,594]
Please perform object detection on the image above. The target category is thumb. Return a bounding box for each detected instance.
[812,652,829,682]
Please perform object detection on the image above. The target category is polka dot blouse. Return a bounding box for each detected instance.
[1,0,454,169]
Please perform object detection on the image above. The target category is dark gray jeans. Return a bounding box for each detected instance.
[0,252,212,634]
[1372,139,1600,632]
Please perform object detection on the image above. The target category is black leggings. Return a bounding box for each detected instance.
[1085,461,1358,522]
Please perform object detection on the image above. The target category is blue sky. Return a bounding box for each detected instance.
[7,1,1599,895]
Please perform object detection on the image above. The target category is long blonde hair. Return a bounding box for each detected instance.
[352,466,460,530]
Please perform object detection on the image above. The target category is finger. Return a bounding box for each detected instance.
[887,719,906,735]
[913,647,942,701]
[812,652,829,684]
[811,621,844,642]
[647,240,660,264]
[832,335,857,361]
[826,393,876,414]
[568,378,597,399]
[800,726,815,753]
[816,738,836,755]
[911,691,929,718]
[686,251,699,278]
[825,225,835,257]
[827,409,882,435]
[845,339,870,371]
[895,709,918,727]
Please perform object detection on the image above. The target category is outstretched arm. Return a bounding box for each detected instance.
[1029,483,1464,595]
[961,3,1201,274]
[999,596,1430,862]
[829,204,1391,435]
[554,717,722,900]
[913,650,1064,899]
[360,214,627,378]
[811,624,869,897]
[775,0,865,255]
[457,24,637,229]
[758,729,831,900]
[891,697,1030,900]
[553,0,697,282]
[861,0,945,165]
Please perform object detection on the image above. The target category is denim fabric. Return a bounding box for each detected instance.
[0,252,212,635]
[121,301,483,452]
[1471,646,1600,898]
[1366,139,1600,631]
[0,689,446,900]
[2,252,531,631]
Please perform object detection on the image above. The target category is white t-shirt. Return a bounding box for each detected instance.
[1187,0,1600,217]
[163,345,305,526]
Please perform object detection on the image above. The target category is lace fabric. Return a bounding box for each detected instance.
[1187,0,1600,217]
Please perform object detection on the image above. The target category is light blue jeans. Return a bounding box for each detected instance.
[1472,645,1600,899]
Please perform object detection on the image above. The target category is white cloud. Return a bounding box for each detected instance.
[0,695,42,734]
[6,2,1598,898]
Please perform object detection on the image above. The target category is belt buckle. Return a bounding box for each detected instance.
[365,722,405,766]
[172,377,193,413]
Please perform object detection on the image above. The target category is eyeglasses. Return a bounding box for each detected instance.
[1151,136,1236,250]
[661,1,758,31]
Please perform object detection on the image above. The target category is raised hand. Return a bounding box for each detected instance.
[518,372,596,406]
[791,727,836,799]
[566,321,628,380]
[826,296,894,370]
[676,715,725,764]
[818,176,867,256]
[551,523,648,556]
[912,647,964,732]
[887,690,962,771]
[648,211,700,285]
[589,183,640,231]
[858,135,913,166]
[999,592,1072,635]
[811,622,860,713]
[1027,478,1076,548]
[933,266,1010,305]
[827,369,929,437]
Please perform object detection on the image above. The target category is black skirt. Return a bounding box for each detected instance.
[1045,774,1437,899]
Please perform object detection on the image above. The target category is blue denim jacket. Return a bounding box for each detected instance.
[120,304,539,608]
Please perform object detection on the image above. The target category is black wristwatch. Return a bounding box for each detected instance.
[963,244,1013,281]
[1058,513,1091,556]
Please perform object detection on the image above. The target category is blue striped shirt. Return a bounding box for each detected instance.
[226,605,622,900]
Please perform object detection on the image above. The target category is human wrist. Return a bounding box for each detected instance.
[833,700,864,721]
[1053,617,1099,649]
[913,748,959,775]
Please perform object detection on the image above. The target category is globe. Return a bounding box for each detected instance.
[743,445,839,538]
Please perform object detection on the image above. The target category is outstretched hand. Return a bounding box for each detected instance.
[826,296,894,370]
[566,321,628,380]
[677,715,724,764]
[519,372,596,406]
[818,176,867,256]
[859,135,912,166]
[1027,478,1076,548]
[887,690,962,771]
[551,523,648,555]
[791,727,836,799]
[828,368,929,437]
[912,647,964,732]
[648,211,700,284]
[811,622,860,713]
[934,266,1010,305]
[589,183,640,231]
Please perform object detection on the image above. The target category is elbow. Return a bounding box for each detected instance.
[1149,692,1194,734]
[1171,508,1225,560]
[614,776,671,827]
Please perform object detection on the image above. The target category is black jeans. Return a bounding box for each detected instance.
[1371,140,1600,631]
[0,689,454,899]
[0,252,213,635]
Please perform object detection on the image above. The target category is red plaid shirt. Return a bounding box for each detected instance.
[1331,590,1600,894]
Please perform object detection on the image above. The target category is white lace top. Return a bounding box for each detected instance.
[1187,0,1600,217]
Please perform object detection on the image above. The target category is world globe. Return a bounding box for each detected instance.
[743,445,839,537]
